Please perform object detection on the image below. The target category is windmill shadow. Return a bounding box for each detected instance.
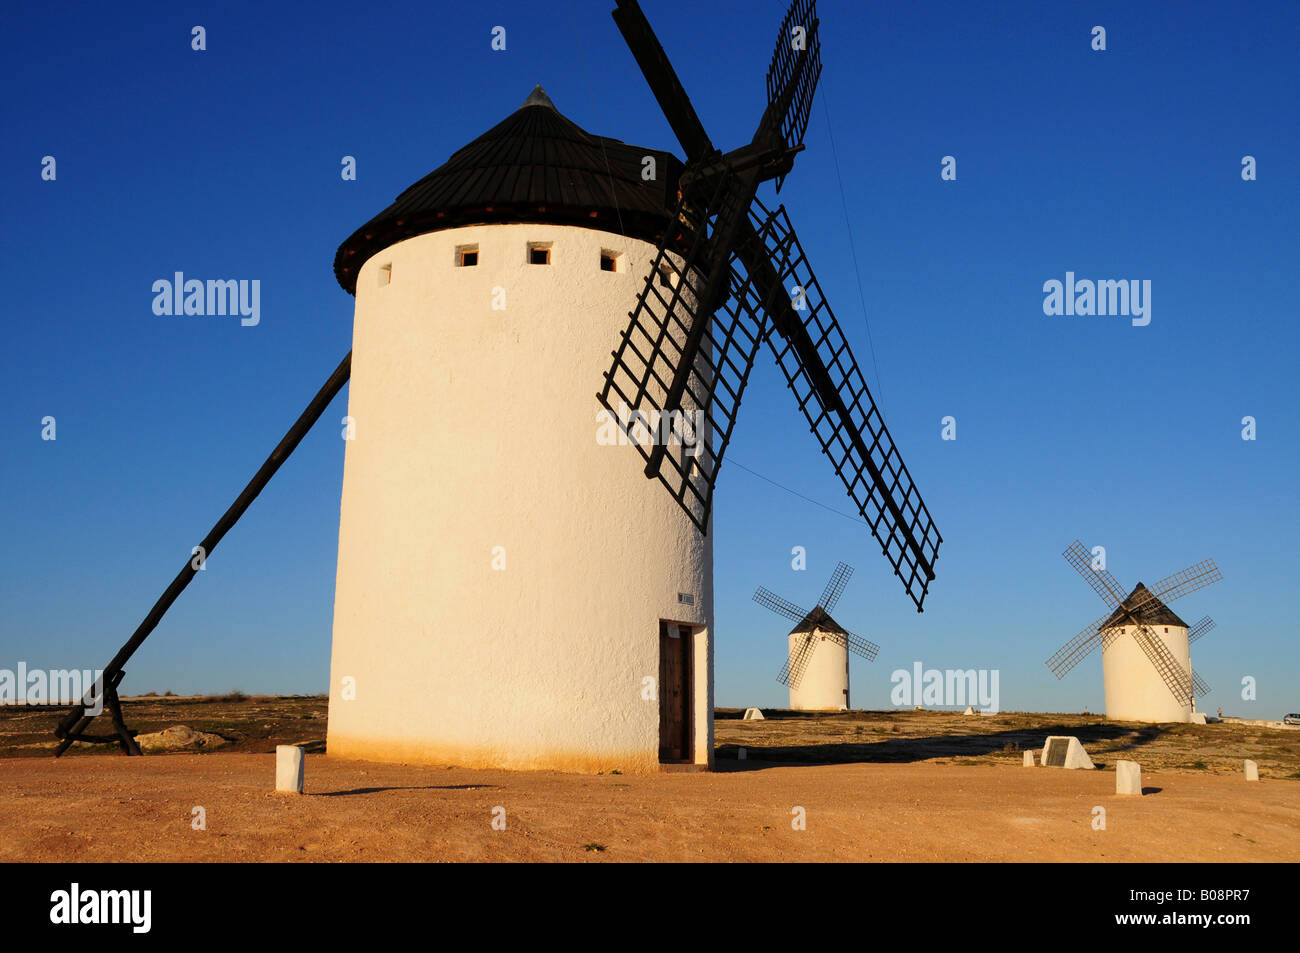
[316,784,502,797]
[716,721,1173,770]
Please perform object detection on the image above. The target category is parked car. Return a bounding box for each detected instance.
[1284,713,1300,726]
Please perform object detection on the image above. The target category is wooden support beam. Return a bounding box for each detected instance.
[54,351,353,755]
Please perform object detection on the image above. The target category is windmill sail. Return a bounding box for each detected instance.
[753,586,810,625]
[598,177,772,531]
[608,0,942,611]
[818,561,854,613]
[750,201,941,611]
[765,0,822,188]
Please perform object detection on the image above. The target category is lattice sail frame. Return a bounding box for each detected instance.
[597,176,773,531]
[778,635,816,687]
[1130,623,1195,705]
[603,0,942,613]
[753,586,808,625]
[765,0,822,189]
[756,200,942,611]
[777,629,881,688]
[818,561,854,613]
[1188,616,1216,646]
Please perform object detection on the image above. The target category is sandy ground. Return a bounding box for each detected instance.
[1,753,1295,862]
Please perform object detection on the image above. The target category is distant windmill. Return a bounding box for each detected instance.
[1046,540,1222,723]
[754,561,879,710]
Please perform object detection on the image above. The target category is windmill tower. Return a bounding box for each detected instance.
[325,85,713,773]
[51,1,942,766]
[754,562,879,710]
[1046,540,1221,724]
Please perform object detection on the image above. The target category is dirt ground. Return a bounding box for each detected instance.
[1,752,1296,862]
[4,699,1297,861]
[3,699,1299,861]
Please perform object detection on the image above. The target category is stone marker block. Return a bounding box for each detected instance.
[1115,759,1142,795]
[1189,712,1208,725]
[1041,735,1095,770]
[1023,751,1036,767]
[737,746,747,761]
[276,744,304,794]
[742,707,765,721]
[1244,759,1259,781]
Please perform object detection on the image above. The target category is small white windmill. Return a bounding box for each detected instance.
[754,562,879,710]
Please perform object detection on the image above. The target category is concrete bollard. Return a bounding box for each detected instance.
[1244,759,1259,781]
[1023,750,1035,767]
[1115,759,1142,795]
[276,744,305,794]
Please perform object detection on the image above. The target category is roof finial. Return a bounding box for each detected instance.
[521,84,555,110]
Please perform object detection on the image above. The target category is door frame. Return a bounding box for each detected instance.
[658,619,695,764]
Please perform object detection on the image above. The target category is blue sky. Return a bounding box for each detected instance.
[2,0,1296,715]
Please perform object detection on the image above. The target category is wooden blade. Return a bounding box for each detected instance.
[754,586,809,625]
[597,172,770,532]
[1191,668,1211,698]
[818,561,854,612]
[778,633,818,688]
[1148,559,1223,606]
[841,630,880,663]
[749,200,941,611]
[1045,611,1113,678]
[611,0,713,161]
[1131,624,1194,706]
[1188,616,1216,645]
[763,0,822,186]
[1063,539,1128,608]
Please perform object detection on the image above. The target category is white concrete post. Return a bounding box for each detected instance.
[276,745,305,793]
[1115,759,1142,795]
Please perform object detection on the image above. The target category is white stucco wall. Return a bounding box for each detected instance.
[1102,624,1193,723]
[788,629,850,710]
[326,223,714,773]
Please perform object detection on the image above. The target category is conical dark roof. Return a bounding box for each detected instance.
[334,85,684,294]
[1102,582,1189,630]
[790,606,848,636]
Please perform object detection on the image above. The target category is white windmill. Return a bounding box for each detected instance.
[754,562,879,710]
[1046,540,1221,723]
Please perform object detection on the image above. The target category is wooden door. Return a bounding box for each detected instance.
[658,621,692,763]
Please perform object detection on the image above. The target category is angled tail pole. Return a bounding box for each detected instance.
[54,351,353,756]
